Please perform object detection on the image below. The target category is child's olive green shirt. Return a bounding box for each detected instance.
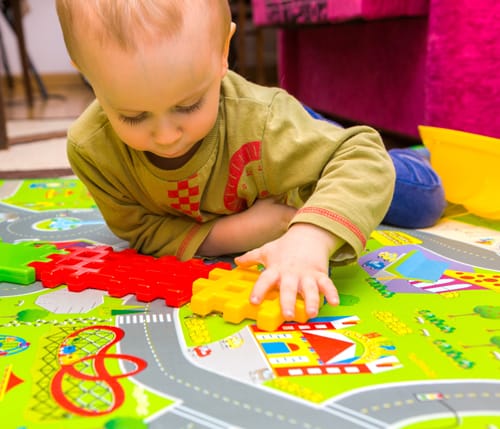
[67,71,395,261]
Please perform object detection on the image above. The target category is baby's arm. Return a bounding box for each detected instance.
[197,197,297,256]
[235,223,344,319]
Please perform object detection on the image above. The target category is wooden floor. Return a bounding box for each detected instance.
[3,74,95,121]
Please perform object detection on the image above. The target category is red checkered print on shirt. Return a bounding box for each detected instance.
[167,176,202,221]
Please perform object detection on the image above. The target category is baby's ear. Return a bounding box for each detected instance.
[70,60,93,91]
[70,59,84,74]
[221,22,237,75]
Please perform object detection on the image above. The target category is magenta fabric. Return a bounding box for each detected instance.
[277,19,429,137]
[252,0,428,26]
[254,0,500,139]
[425,0,500,138]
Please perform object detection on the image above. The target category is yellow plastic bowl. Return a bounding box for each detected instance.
[419,125,500,219]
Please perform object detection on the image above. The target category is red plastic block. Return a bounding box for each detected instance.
[30,246,232,307]
[29,246,114,287]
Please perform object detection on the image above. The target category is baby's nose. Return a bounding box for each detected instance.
[154,118,182,145]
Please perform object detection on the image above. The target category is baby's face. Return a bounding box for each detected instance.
[78,21,229,166]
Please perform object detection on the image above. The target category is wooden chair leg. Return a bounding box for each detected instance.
[232,0,268,85]
[11,0,33,107]
[0,84,8,150]
[255,27,265,84]
[236,0,247,77]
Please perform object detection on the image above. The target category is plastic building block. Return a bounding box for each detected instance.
[29,246,232,307]
[190,265,324,331]
[0,239,67,285]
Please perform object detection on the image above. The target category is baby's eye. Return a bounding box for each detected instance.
[175,99,203,114]
[119,112,148,125]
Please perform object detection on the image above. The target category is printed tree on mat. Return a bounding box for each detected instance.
[449,305,500,319]
[339,294,360,306]
[105,417,147,429]
[462,336,500,349]
[0,308,49,322]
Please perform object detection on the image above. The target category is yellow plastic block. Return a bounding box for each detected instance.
[190,265,319,331]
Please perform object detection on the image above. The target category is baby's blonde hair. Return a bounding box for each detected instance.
[56,0,231,65]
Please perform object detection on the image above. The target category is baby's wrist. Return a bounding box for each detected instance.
[287,223,343,256]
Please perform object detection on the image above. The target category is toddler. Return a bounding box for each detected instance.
[56,0,407,320]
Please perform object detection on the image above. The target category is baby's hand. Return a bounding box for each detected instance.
[235,223,341,319]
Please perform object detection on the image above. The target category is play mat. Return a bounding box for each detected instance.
[0,178,499,429]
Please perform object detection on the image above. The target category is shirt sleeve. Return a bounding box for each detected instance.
[67,138,214,260]
[259,91,396,261]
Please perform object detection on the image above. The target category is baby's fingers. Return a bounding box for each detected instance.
[249,267,279,305]
[318,275,339,306]
[300,277,321,318]
[278,273,299,320]
[234,248,262,267]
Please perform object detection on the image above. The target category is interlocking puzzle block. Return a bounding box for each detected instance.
[190,265,324,331]
[30,246,119,287]
[29,246,232,307]
[0,240,67,285]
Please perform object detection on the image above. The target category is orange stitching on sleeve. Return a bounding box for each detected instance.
[296,207,366,246]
